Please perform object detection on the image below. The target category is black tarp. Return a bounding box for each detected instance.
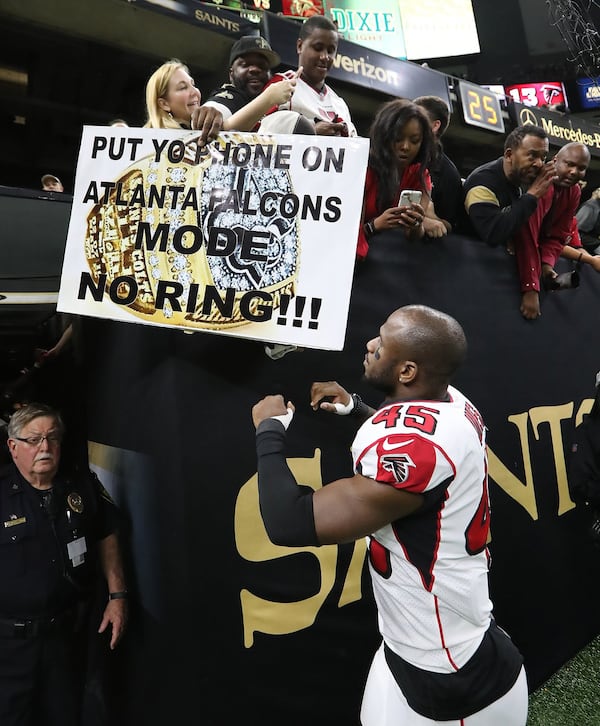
[77,230,600,725]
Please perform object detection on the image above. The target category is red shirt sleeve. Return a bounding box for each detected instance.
[544,184,581,245]
[568,216,582,247]
[357,167,378,260]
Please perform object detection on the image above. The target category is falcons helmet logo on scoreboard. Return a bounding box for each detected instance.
[541,84,562,105]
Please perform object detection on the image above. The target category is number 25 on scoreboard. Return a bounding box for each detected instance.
[468,90,497,124]
[459,81,505,133]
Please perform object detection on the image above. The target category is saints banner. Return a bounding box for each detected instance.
[79,231,600,726]
[58,126,369,350]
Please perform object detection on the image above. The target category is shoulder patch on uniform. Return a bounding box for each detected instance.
[374,434,437,493]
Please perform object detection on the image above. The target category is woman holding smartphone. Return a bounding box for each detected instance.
[357,99,435,261]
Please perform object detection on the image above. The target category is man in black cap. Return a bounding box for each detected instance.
[203,35,282,126]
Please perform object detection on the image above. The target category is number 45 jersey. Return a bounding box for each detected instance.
[351,386,492,673]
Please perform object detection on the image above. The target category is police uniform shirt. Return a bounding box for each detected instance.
[0,464,118,618]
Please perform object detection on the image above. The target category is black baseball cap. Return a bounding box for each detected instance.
[229,36,280,69]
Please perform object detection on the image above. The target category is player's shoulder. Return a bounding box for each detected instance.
[445,387,486,443]
[206,83,244,103]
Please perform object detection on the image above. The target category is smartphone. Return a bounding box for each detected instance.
[398,190,422,207]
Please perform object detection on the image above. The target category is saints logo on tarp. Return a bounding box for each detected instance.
[84,132,298,329]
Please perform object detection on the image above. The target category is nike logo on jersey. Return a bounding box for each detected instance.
[379,437,415,452]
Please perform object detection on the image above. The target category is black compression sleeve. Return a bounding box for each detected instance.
[255,419,319,547]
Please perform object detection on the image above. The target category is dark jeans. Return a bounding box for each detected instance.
[0,628,83,726]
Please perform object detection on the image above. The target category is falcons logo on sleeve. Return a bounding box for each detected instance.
[380,440,416,483]
[371,435,437,493]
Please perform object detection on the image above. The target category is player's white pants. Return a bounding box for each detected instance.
[360,643,528,726]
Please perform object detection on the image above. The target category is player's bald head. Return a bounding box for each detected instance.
[556,141,590,162]
[385,305,467,385]
[554,142,590,188]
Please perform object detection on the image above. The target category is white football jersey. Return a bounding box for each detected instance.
[268,72,357,137]
[351,386,492,673]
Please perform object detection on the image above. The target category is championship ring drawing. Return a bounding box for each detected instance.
[84,132,299,329]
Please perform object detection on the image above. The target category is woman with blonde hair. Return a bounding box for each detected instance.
[144,58,224,145]
[145,59,202,129]
[145,57,296,138]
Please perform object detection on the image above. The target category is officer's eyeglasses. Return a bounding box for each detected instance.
[13,433,62,447]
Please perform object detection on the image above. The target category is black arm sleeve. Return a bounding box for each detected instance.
[255,419,319,547]
[468,193,538,247]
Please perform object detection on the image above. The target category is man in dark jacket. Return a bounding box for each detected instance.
[0,403,128,726]
[202,35,280,124]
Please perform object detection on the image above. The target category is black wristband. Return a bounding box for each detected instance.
[363,219,376,239]
[109,591,128,600]
[351,393,372,419]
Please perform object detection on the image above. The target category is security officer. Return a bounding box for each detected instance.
[0,402,128,726]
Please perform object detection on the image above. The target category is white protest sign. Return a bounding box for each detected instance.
[58,126,369,350]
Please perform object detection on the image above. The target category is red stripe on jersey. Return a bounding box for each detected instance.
[369,538,392,579]
[435,595,460,671]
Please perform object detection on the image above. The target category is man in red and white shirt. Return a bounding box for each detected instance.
[263,15,357,137]
[253,305,527,725]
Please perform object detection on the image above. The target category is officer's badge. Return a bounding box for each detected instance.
[67,492,84,514]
